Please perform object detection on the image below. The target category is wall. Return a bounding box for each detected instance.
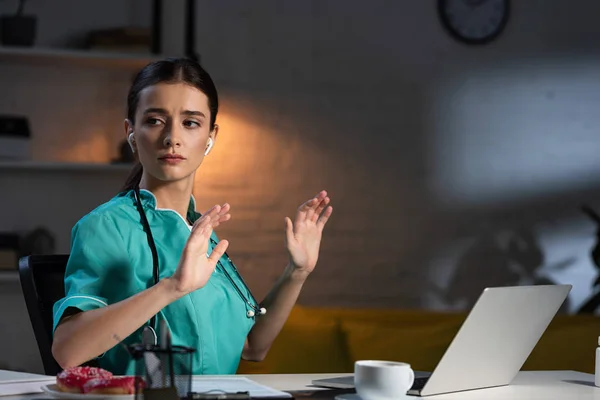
[188,0,600,312]
[0,0,151,373]
[3,0,600,373]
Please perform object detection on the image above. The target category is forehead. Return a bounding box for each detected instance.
[137,82,210,113]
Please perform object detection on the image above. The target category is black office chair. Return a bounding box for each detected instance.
[18,254,70,376]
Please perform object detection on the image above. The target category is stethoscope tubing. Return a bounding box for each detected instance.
[133,187,264,336]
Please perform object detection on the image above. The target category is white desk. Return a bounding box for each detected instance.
[247,371,600,399]
[0,370,598,399]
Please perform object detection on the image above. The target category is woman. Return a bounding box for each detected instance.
[51,57,333,376]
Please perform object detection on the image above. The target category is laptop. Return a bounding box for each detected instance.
[311,284,572,396]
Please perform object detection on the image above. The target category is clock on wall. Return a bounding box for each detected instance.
[437,0,510,45]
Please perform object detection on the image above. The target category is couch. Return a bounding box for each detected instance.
[237,306,600,374]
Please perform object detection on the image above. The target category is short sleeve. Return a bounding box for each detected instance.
[52,213,130,333]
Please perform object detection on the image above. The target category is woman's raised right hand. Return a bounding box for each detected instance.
[169,203,231,297]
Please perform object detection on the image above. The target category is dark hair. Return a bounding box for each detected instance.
[121,57,219,192]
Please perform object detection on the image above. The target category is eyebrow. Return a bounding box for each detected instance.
[142,108,206,118]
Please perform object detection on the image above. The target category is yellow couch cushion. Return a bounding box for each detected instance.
[340,310,465,372]
[236,306,599,375]
[237,306,353,374]
[523,314,600,373]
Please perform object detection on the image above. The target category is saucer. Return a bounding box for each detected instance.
[41,384,135,399]
[335,393,412,400]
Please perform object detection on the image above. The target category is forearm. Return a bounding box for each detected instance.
[52,278,180,369]
[244,263,308,361]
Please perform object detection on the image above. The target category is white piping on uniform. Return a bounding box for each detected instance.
[54,295,108,318]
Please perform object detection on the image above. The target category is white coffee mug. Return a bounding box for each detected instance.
[354,360,415,400]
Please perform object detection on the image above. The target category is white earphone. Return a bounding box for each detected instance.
[127,132,136,153]
[205,138,214,156]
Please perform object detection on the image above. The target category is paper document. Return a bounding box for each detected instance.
[192,377,292,398]
[0,369,53,383]
[0,379,55,396]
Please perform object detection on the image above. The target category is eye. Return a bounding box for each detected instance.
[183,120,201,128]
[145,117,163,126]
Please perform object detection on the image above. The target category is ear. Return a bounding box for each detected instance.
[205,124,219,156]
[124,119,136,152]
[211,124,219,141]
[124,119,133,136]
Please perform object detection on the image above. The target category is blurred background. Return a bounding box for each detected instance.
[2,0,600,373]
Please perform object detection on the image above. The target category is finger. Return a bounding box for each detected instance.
[302,196,322,210]
[209,213,231,229]
[218,203,231,217]
[311,197,330,222]
[316,206,333,230]
[191,215,211,233]
[219,213,231,223]
[209,204,222,217]
[296,202,310,222]
[210,203,230,224]
[198,206,221,229]
[315,190,327,200]
[304,191,327,218]
[305,201,316,221]
[186,230,211,259]
[214,204,231,224]
[311,191,327,207]
[190,221,213,248]
[297,198,319,222]
[203,204,222,219]
[208,239,229,264]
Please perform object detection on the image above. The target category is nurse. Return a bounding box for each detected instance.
[51,57,333,376]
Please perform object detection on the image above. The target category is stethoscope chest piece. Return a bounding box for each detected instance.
[246,307,267,318]
[142,325,158,346]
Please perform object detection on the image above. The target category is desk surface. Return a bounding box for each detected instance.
[0,370,598,399]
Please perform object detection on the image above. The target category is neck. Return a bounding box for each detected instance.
[139,173,195,221]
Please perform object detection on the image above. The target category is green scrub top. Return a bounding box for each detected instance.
[52,189,256,376]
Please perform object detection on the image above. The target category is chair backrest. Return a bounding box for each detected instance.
[18,254,69,376]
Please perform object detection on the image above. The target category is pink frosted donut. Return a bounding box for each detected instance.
[56,366,113,393]
[83,376,144,395]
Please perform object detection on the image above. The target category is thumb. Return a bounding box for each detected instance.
[284,217,293,243]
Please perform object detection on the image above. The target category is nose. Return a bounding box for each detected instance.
[163,129,182,148]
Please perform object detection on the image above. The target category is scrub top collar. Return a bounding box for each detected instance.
[132,188,201,225]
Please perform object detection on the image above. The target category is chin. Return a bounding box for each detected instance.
[144,162,198,183]
[155,170,195,183]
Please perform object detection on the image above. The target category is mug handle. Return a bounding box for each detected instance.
[408,368,415,388]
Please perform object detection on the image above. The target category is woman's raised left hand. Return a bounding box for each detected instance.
[284,190,333,279]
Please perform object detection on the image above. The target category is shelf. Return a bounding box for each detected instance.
[0,271,18,283]
[0,46,162,69]
[0,161,134,172]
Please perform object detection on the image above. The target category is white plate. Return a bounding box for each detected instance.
[41,384,135,399]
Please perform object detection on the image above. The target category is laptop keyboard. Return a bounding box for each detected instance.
[411,376,429,391]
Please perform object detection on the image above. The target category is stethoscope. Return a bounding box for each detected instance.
[133,186,266,346]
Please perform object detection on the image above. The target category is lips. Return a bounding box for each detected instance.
[158,154,185,160]
[157,154,186,165]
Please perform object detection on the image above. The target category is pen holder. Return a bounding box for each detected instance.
[128,343,196,400]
